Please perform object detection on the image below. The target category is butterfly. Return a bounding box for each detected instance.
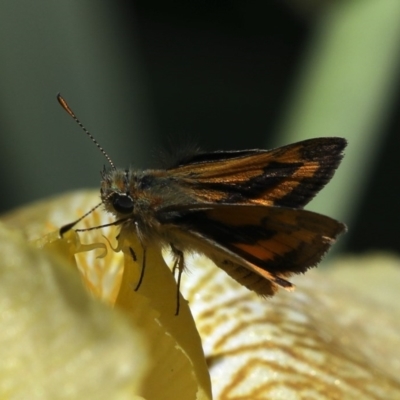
[58,95,347,308]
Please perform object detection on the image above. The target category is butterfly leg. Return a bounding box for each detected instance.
[131,246,147,291]
[170,244,185,316]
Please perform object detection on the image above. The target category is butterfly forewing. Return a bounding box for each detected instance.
[168,137,346,208]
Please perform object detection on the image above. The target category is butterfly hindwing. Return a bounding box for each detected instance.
[162,204,346,295]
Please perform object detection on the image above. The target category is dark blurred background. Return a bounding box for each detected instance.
[0,1,399,255]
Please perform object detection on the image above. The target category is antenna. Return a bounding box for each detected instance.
[59,199,105,237]
[57,93,116,169]
[59,192,127,236]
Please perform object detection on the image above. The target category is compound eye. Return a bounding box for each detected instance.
[112,194,134,214]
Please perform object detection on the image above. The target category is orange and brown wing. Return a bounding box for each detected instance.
[161,204,346,296]
[167,137,346,208]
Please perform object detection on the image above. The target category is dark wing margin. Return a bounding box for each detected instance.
[159,204,346,296]
[167,137,347,209]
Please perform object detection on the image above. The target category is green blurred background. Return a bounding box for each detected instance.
[0,1,399,255]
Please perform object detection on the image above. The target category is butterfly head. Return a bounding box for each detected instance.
[101,168,136,218]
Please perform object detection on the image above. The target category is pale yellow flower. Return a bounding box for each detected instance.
[2,190,400,399]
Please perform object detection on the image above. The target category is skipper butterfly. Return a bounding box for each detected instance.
[58,95,346,307]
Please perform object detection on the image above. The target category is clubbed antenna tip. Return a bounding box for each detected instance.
[57,93,116,169]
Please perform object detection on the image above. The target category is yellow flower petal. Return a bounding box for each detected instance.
[0,222,148,399]
[180,254,400,399]
[115,231,211,400]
